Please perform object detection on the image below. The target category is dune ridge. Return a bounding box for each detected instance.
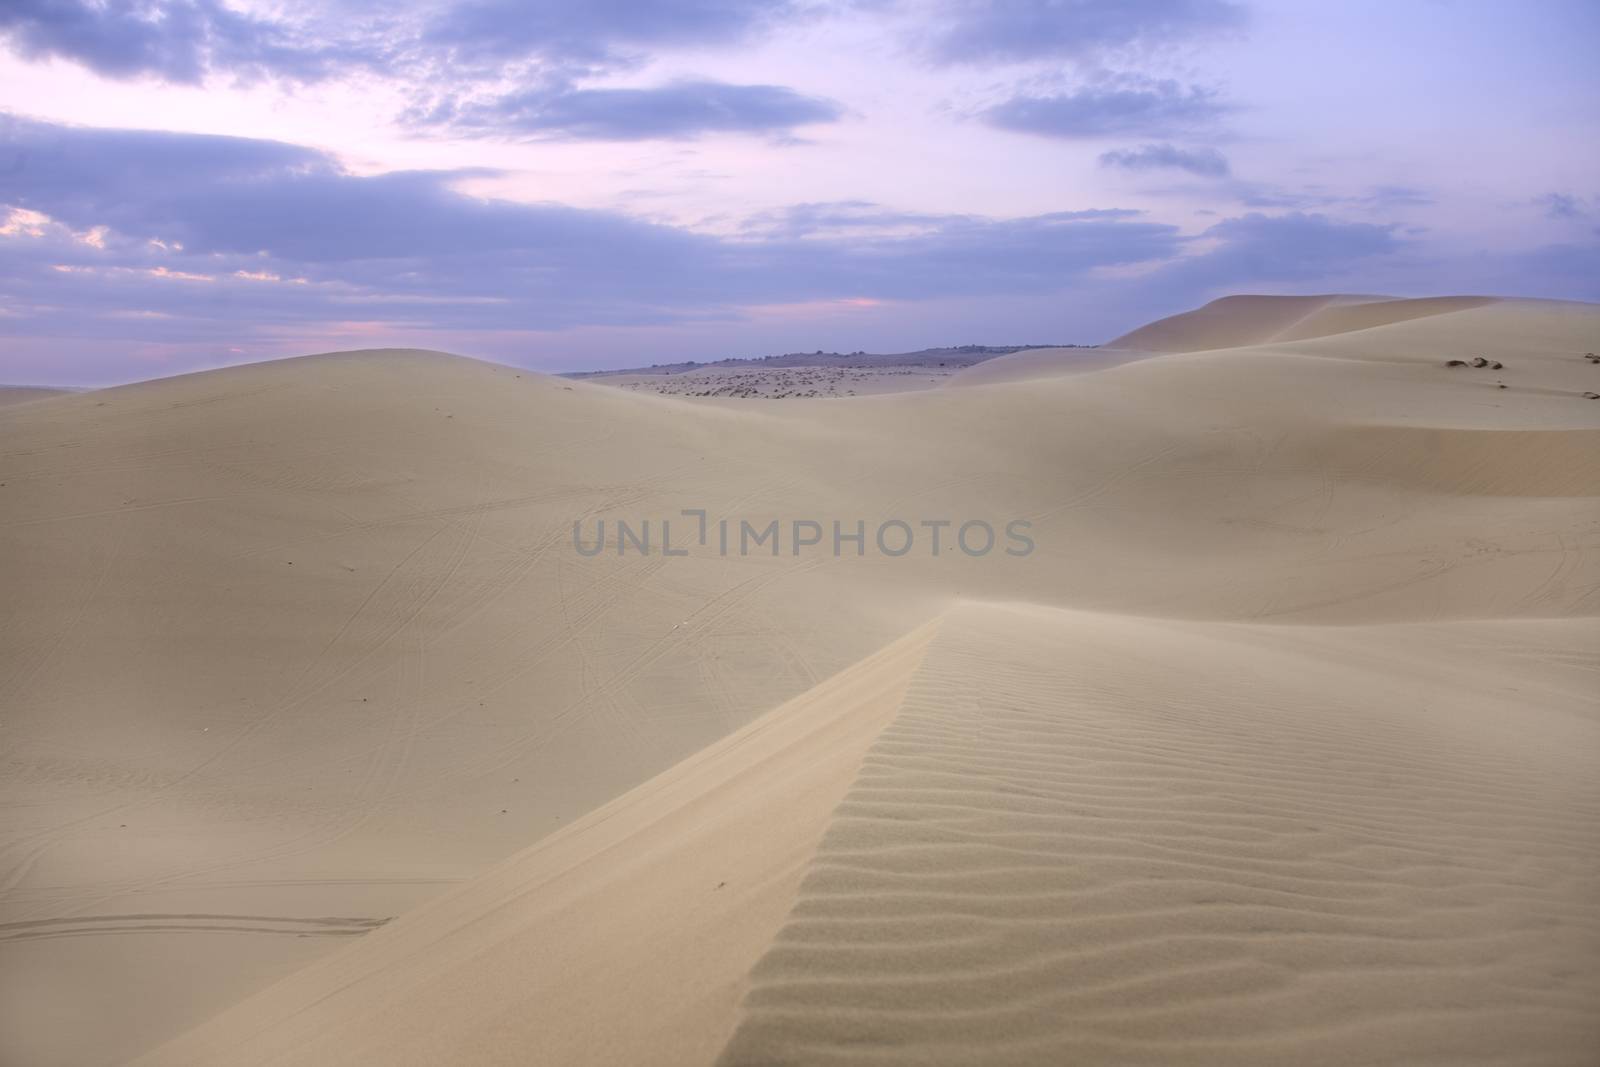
[130,618,940,1067]
[1274,296,1501,343]
[1105,294,1501,353]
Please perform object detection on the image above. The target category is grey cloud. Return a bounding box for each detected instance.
[1535,192,1586,220]
[1516,240,1600,286]
[0,114,1182,340]
[0,2,835,144]
[1359,185,1432,209]
[926,0,1246,65]
[2,0,1250,96]
[0,0,376,83]
[1100,142,1229,176]
[1165,211,1402,288]
[1125,175,1436,214]
[0,0,799,92]
[420,0,796,66]
[14,117,1536,389]
[984,80,1229,138]
[741,200,1140,239]
[422,80,843,140]
[1234,183,1434,211]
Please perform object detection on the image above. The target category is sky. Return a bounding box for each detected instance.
[1,0,1596,386]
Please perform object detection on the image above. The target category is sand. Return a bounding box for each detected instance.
[945,345,1156,386]
[0,386,73,408]
[128,621,939,1067]
[2,295,1598,1065]
[719,604,1600,1066]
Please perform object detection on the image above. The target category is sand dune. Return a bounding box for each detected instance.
[944,346,1156,386]
[1105,294,1364,352]
[1104,294,1504,353]
[3,295,1598,1064]
[140,601,1600,1067]
[0,351,930,1065]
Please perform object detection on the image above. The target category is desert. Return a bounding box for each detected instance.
[2,2,1598,1064]
[2,294,1597,1064]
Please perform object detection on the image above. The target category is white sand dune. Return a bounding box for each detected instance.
[2,295,1598,1065]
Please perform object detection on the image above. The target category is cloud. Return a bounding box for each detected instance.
[984,79,1228,138]
[2,0,1251,88]
[1359,185,1433,209]
[0,2,830,143]
[16,118,1567,387]
[739,200,952,241]
[1535,192,1586,220]
[1168,211,1402,288]
[1121,174,1436,214]
[0,0,801,88]
[1514,241,1600,294]
[420,0,797,68]
[0,113,1184,345]
[0,0,373,83]
[742,201,1141,240]
[1225,182,1432,211]
[418,80,842,140]
[925,0,1246,65]
[1099,142,1229,176]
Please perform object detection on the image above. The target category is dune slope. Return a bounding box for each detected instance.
[717,602,1600,1065]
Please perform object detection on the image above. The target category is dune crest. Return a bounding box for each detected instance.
[1106,294,1502,353]
[132,620,940,1067]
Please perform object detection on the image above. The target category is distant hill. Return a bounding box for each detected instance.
[562,344,1088,378]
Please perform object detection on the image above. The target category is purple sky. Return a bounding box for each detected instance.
[1,0,1597,386]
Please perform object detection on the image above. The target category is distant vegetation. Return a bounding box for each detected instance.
[562,344,1091,379]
